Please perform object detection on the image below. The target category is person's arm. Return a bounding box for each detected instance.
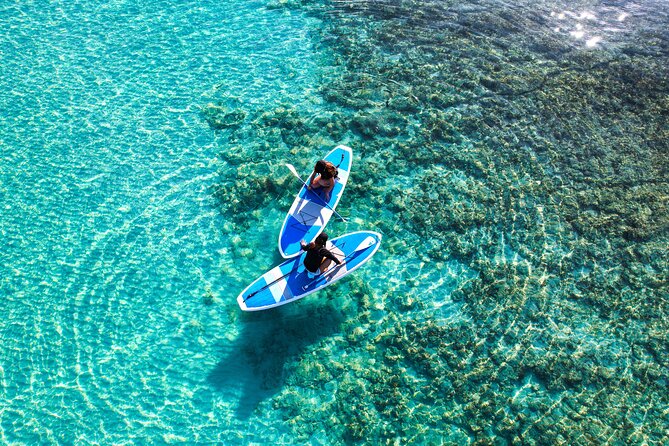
[310,174,322,189]
[306,171,316,189]
[323,249,341,265]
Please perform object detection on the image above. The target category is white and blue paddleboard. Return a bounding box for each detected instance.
[278,145,353,258]
[238,231,381,311]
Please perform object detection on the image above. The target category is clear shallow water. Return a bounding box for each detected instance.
[2,0,668,444]
[0,0,327,443]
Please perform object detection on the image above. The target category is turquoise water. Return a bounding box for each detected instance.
[1,1,325,443]
[2,0,668,444]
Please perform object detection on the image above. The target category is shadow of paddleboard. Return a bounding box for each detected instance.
[207,299,344,420]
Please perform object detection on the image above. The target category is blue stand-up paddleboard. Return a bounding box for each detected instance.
[238,231,381,311]
[278,145,353,258]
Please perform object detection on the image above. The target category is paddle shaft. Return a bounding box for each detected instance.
[244,260,298,301]
[244,241,373,301]
[299,248,368,291]
[286,164,348,222]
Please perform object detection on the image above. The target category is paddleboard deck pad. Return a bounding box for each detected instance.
[278,145,352,258]
[238,231,381,311]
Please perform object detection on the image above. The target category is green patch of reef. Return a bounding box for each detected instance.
[207,0,668,443]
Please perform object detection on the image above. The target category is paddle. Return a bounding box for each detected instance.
[301,235,377,291]
[244,235,377,302]
[285,163,348,223]
[243,259,300,302]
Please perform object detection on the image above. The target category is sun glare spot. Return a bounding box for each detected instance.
[586,36,602,47]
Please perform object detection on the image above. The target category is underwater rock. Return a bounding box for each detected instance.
[266,0,316,10]
[201,102,246,129]
[203,0,669,443]
[258,105,314,147]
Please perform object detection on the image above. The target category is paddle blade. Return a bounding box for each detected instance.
[285,163,300,178]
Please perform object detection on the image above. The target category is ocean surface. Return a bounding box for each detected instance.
[1,0,667,444]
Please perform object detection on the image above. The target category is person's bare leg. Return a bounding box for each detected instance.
[319,258,333,273]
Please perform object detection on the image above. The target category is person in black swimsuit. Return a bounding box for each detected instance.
[300,233,342,278]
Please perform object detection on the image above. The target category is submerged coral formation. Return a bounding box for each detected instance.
[208,0,668,443]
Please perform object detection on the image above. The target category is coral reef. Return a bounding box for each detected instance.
[202,102,247,130]
[208,0,668,443]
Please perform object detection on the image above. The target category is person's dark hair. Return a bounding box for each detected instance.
[320,164,336,180]
[315,233,328,245]
[307,233,329,250]
[314,160,327,174]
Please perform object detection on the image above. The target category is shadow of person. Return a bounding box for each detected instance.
[207,298,344,420]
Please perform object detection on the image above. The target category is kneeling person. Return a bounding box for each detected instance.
[300,233,342,278]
